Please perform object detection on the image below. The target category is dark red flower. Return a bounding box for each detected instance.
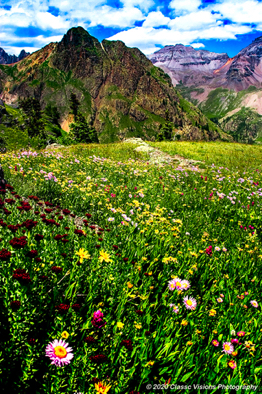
[106,229,111,232]
[3,208,11,215]
[92,378,100,383]
[7,224,18,233]
[74,229,85,236]
[131,261,136,265]
[0,248,11,260]
[89,225,96,230]
[40,214,46,218]
[45,201,53,207]
[121,339,133,350]
[71,303,81,311]
[98,228,104,232]
[5,198,15,204]
[45,208,53,213]
[39,275,48,281]
[0,220,7,227]
[98,238,103,242]
[22,219,38,230]
[70,214,75,218]
[130,391,140,394]
[145,331,151,336]
[58,215,63,220]
[26,250,38,258]
[28,338,36,345]
[112,245,118,250]
[136,310,143,315]
[55,303,70,313]
[89,355,108,364]
[34,234,44,241]
[61,239,69,243]
[54,235,63,241]
[62,209,71,215]
[95,245,101,249]
[12,268,31,284]
[9,236,27,249]
[86,213,92,218]
[10,300,21,311]
[35,257,42,262]
[6,184,14,190]
[34,211,40,215]
[123,258,128,262]
[51,266,62,273]
[144,273,149,276]
[28,195,39,201]
[84,336,96,344]
[97,232,102,236]
[61,253,67,258]
[65,227,70,230]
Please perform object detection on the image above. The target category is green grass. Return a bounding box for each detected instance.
[0,141,262,393]
[148,141,262,171]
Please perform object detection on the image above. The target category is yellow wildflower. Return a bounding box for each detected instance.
[117,322,124,329]
[98,250,112,263]
[61,331,69,339]
[135,323,142,329]
[75,248,90,263]
[209,309,217,317]
[95,381,111,393]
[181,320,188,326]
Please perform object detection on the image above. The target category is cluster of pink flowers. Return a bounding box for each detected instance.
[91,310,107,329]
[168,277,190,291]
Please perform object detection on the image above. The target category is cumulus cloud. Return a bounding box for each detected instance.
[1,0,262,57]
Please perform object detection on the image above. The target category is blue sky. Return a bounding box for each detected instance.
[1,0,262,57]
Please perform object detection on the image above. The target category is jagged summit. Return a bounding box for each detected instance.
[0,27,230,142]
[0,48,30,65]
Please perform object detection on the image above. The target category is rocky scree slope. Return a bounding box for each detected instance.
[0,27,231,143]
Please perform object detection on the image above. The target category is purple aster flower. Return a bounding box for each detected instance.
[91,310,107,329]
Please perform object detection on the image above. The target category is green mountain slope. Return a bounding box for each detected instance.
[0,27,232,143]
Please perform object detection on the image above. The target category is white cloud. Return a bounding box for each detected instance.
[169,10,218,31]
[143,11,170,27]
[169,0,202,15]
[87,6,144,28]
[35,12,70,30]
[191,43,205,48]
[213,0,262,24]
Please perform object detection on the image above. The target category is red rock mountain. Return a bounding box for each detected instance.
[149,36,262,94]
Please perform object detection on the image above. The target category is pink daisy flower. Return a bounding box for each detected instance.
[250,300,258,308]
[222,342,234,354]
[174,277,183,290]
[217,297,223,303]
[212,339,219,347]
[169,304,179,314]
[45,339,74,367]
[220,294,224,298]
[181,280,191,291]
[168,279,177,291]
[183,296,197,310]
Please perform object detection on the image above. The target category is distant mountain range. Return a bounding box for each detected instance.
[149,37,262,143]
[0,48,30,65]
[0,27,230,143]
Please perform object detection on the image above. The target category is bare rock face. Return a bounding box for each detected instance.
[149,45,229,87]
[0,48,30,65]
[149,37,262,93]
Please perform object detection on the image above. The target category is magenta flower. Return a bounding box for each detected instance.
[183,296,197,310]
[222,342,234,354]
[237,331,245,337]
[212,339,219,347]
[91,310,107,329]
[231,338,239,344]
[45,339,74,367]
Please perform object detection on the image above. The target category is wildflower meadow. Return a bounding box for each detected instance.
[0,141,262,394]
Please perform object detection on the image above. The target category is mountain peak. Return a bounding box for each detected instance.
[59,26,95,48]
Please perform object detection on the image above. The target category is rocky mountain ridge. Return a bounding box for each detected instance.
[0,27,231,143]
[0,48,30,65]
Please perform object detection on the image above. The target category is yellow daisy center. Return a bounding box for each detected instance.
[176,282,181,287]
[54,346,67,359]
[224,344,230,351]
[186,300,193,306]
